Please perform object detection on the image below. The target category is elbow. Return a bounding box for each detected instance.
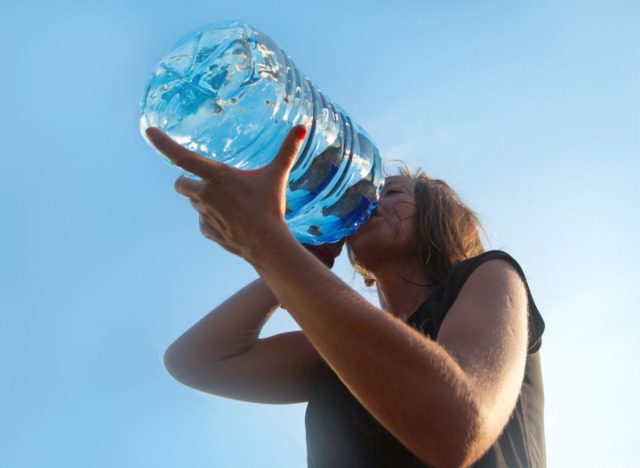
[163,342,221,391]
[163,346,180,381]
[426,400,491,468]
[163,344,193,385]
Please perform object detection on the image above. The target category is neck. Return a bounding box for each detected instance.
[370,257,432,321]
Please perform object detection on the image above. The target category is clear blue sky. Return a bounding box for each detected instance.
[1,0,638,466]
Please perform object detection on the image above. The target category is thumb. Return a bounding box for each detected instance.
[266,125,307,180]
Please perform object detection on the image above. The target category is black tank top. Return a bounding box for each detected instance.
[305,250,546,467]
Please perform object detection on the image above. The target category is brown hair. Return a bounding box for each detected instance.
[350,165,485,289]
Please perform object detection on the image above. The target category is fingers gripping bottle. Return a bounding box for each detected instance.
[140,20,384,245]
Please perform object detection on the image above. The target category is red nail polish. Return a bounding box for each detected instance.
[295,126,307,140]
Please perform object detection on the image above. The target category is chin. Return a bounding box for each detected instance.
[347,236,379,270]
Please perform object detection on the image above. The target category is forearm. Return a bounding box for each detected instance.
[165,278,279,364]
[251,228,480,465]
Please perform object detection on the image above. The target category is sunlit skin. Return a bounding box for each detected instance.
[147,125,529,467]
[348,175,433,321]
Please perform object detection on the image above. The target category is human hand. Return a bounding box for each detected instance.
[145,125,308,261]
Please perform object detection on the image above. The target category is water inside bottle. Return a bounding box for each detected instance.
[140,21,383,244]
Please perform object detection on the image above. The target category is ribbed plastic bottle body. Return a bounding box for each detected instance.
[140,21,383,244]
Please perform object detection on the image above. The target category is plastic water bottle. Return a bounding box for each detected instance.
[140,20,384,245]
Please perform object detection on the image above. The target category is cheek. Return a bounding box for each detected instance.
[348,224,417,270]
[398,221,417,246]
[348,206,416,255]
[395,207,416,234]
[393,214,419,253]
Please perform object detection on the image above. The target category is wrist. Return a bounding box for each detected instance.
[244,221,298,268]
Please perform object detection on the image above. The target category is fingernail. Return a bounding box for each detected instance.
[294,126,307,140]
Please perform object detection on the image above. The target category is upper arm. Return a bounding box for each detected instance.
[164,330,326,404]
[436,259,529,447]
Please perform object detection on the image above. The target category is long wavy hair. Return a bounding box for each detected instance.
[349,165,485,289]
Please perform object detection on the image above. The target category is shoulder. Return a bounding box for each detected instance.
[453,250,527,284]
[445,250,545,353]
[448,250,531,320]
[438,250,529,322]
[441,255,529,345]
[464,255,527,297]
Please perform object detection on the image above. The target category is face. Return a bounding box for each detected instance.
[347,175,418,268]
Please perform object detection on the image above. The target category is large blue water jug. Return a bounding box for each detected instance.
[140,20,384,244]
